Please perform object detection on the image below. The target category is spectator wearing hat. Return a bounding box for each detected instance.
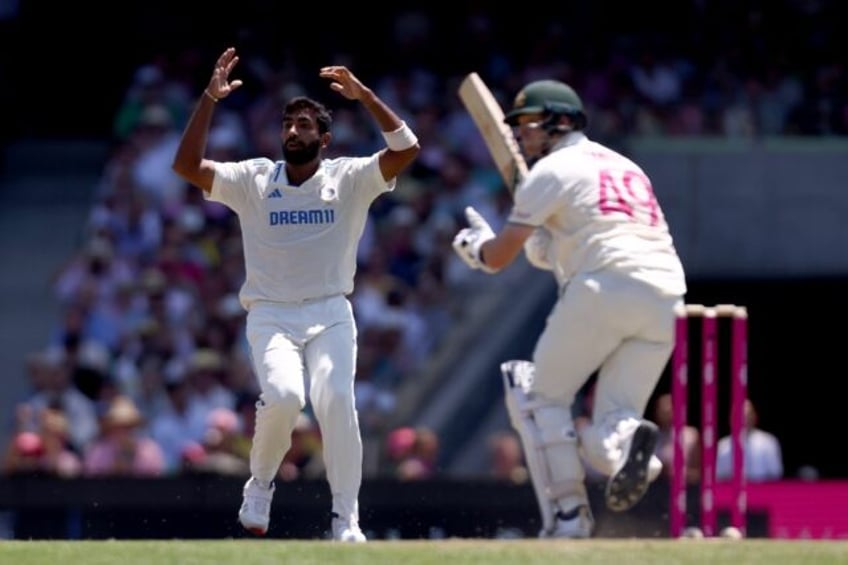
[182,407,250,477]
[395,427,439,481]
[2,407,82,478]
[383,426,439,480]
[2,431,49,476]
[83,395,165,477]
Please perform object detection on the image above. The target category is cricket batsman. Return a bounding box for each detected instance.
[452,78,687,538]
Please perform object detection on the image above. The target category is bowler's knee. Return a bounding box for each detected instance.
[315,378,355,412]
[259,386,304,418]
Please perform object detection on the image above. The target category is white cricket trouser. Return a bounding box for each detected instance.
[533,270,682,466]
[246,294,362,522]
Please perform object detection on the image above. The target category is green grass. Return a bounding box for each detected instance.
[2,539,848,565]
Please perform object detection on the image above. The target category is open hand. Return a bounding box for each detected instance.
[319,66,366,101]
[207,47,244,100]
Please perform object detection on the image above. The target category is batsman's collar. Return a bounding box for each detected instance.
[550,131,587,152]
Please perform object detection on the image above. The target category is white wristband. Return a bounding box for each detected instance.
[382,121,418,151]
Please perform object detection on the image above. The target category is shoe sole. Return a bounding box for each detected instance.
[605,420,659,512]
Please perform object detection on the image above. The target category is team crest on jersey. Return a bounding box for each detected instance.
[319,185,338,203]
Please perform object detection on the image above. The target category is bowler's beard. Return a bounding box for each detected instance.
[282,138,321,165]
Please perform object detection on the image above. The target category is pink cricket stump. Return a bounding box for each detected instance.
[730,310,748,534]
[669,304,747,538]
[670,309,689,538]
[700,311,718,537]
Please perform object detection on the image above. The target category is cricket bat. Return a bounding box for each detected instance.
[457,72,528,196]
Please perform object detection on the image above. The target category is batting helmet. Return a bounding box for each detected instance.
[503,79,587,131]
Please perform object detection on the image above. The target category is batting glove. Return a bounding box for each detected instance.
[452,206,497,273]
[524,227,554,271]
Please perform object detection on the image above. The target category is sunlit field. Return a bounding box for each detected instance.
[3,539,848,565]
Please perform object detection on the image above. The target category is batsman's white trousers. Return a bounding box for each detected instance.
[246,294,362,522]
[533,270,682,439]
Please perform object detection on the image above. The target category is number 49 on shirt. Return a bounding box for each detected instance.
[598,168,659,226]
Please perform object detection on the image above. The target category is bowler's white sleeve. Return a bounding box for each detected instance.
[352,153,395,201]
[208,159,267,213]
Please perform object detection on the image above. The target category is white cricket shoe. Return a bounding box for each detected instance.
[605,420,660,512]
[543,506,594,539]
[238,477,275,535]
[331,512,367,543]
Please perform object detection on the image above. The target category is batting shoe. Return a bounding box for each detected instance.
[605,419,660,512]
[238,477,275,535]
[544,506,594,539]
[331,512,367,543]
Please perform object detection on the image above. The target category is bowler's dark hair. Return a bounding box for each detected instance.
[283,96,333,134]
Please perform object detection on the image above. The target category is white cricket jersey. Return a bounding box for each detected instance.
[509,132,686,296]
[208,154,394,307]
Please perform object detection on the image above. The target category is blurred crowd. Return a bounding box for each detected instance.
[4,3,841,481]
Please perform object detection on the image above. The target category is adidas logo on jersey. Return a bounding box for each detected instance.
[268,188,282,198]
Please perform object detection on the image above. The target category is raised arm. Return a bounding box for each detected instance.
[172,47,244,193]
[319,66,419,181]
